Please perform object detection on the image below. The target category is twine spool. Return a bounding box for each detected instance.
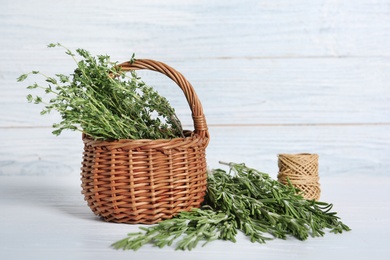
[277,153,321,201]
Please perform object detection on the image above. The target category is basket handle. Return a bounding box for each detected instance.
[117,59,209,139]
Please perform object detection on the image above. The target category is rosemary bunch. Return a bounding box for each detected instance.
[17,43,183,140]
[112,162,350,251]
[206,162,350,241]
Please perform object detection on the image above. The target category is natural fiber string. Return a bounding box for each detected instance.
[277,153,321,201]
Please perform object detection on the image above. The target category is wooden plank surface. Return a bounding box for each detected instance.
[1,124,389,178]
[0,174,389,260]
[3,57,390,127]
[2,0,390,59]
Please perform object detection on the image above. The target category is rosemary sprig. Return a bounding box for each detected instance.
[112,162,350,251]
[112,208,237,251]
[17,43,183,140]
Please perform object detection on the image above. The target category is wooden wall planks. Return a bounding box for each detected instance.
[4,0,390,57]
[2,125,388,178]
[1,0,389,177]
[3,58,390,126]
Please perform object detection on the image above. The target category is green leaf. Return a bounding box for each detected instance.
[47,43,58,48]
[45,86,52,93]
[65,50,75,56]
[130,53,136,64]
[34,96,43,104]
[40,109,48,115]
[17,74,28,82]
[55,74,69,83]
[51,128,62,136]
[27,83,39,90]
[26,94,33,102]
[45,77,57,84]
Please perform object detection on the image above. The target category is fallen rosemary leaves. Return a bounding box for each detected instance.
[17,43,183,140]
[112,162,350,251]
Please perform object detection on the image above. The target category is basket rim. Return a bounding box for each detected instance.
[82,132,209,150]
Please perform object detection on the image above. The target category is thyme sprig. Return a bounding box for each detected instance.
[112,162,350,251]
[17,43,183,140]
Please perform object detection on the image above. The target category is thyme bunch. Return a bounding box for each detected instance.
[112,162,350,251]
[17,43,183,140]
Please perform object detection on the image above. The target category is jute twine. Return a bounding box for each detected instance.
[277,153,321,201]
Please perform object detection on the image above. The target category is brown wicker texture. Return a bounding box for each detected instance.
[81,59,210,224]
[277,153,321,201]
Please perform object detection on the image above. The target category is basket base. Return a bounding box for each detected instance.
[80,136,208,224]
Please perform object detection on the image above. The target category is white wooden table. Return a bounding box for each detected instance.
[1,173,389,260]
[1,0,390,259]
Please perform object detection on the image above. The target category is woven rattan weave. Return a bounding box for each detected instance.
[81,59,209,224]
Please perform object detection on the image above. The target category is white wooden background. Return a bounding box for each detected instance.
[1,0,390,259]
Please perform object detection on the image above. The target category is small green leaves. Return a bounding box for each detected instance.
[51,128,63,136]
[18,43,183,140]
[26,94,42,104]
[65,50,74,56]
[27,83,39,90]
[47,43,59,48]
[112,209,237,251]
[130,53,136,64]
[26,94,33,102]
[40,109,49,115]
[55,74,69,83]
[34,96,42,104]
[17,71,41,82]
[17,74,28,82]
[45,77,57,84]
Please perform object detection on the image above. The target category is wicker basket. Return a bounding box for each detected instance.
[80,59,210,224]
